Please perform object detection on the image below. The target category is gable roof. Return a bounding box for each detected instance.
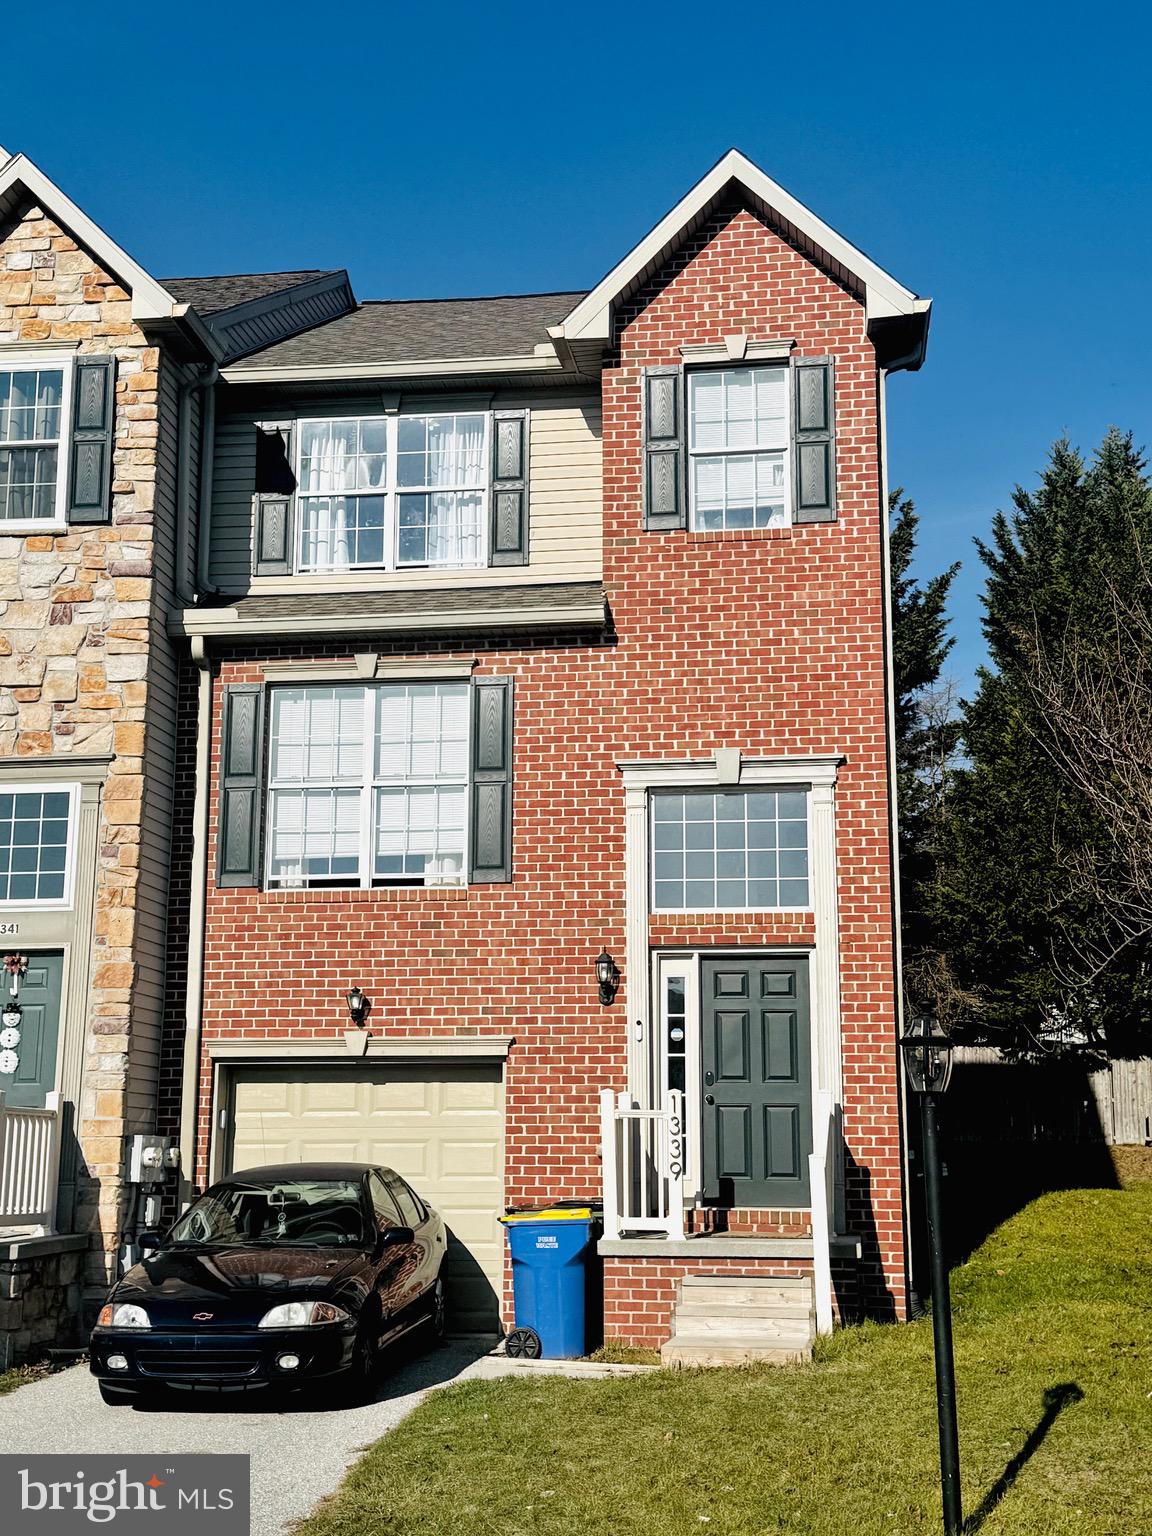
[226,291,586,375]
[555,149,931,370]
[0,147,177,322]
[163,270,340,315]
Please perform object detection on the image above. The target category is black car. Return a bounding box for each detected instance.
[90,1162,447,1404]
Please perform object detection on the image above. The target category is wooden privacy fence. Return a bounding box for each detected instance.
[950,1048,1152,1146]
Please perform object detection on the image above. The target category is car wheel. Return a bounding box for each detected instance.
[98,1381,139,1406]
[428,1275,447,1344]
[341,1316,378,1405]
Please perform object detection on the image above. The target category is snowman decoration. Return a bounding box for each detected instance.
[0,955,27,1078]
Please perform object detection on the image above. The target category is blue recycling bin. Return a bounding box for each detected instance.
[499,1208,598,1358]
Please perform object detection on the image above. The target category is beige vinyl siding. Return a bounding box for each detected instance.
[207,391,602,595]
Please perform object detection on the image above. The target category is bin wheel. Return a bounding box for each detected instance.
[505,1327,542,1359]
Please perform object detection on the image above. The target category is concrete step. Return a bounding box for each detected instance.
[673,1307,813,1336]
[675,1302,811,1327]
[661,1335,813,1368]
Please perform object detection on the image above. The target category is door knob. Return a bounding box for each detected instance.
[704,1094,715,1105]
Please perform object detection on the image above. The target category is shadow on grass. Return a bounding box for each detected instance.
[964,1382,1085,1533]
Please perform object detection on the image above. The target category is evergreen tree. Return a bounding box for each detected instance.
[888,490,961,1008]
[938,430,1152,1057]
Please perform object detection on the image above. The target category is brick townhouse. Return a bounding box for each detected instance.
[0,145,930,1363]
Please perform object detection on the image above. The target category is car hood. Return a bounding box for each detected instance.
[108,1245,365,1328]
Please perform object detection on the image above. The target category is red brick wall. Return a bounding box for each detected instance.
[184,202,907,1323]
[602,1256,817,1350]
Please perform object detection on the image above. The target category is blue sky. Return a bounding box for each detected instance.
[6,0,1150,694]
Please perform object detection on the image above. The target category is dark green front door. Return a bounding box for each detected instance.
[701,955,812,1207]
[2,951,63,1109]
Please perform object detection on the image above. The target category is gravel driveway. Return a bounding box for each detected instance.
[0,1340,491,1536]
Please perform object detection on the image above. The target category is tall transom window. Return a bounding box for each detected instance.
[687,365,789,530]
[266,683,470,888]
[0,360,70,524]
[296,413,488,573]
[651,789,809,911]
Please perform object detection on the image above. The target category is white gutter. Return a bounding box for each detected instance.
[177,636,213,1206]
[169,598,607,640]
[221,352,565,385]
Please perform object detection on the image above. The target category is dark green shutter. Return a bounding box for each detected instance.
[218,683,265,887]
[643,367,685,530]
[792,359,836,524]
[65,356,115,524]
[469,678,513,882]
[490,409,529,565]
[253,423,296,576]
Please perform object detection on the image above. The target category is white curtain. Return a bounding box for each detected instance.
[299,422,355,569]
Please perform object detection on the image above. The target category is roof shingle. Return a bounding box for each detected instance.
[162,270,338,315]
[227,291,587,370]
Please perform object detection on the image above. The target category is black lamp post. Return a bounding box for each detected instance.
[900,1012,962,1536]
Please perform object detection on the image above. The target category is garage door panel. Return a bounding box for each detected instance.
[229,1063,504,1334]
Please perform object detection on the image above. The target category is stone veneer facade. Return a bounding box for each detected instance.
[1,200,174,1295]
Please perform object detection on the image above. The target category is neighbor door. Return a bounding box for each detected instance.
[2,950,63,1109]
[700,955,812,1207]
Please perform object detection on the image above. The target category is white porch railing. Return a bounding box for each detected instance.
[0,1091,62,1235]
[600,1088,685,1240]
[808,1089,836,1335]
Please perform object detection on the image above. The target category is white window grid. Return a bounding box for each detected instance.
[0,783,79,908]
[295,412,490,574]
[0,355,74,527]
[265,683,471,889]
[687,364,790,532]
[650,788,810,912]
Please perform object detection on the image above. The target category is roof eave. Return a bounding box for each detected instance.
[220,349,567,385]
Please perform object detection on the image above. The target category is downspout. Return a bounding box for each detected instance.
[195,372,218,598]
[178,634,213,1206]
[175,362,218,605]
[876,365,916,1316]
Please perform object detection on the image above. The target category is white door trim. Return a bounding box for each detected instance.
[619,753,845,1138]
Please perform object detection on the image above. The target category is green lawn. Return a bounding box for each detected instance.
[300,1185,1152,1536]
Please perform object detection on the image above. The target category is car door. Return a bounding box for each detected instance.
[388,1173,444,1298]
[367,1172,420,1323]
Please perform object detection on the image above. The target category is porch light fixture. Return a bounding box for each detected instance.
[900,1011,961,1536]
[595,951,620,1007]
[345,987,369,1026]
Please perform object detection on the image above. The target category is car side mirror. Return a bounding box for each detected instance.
[138,1230,163,1254]
[378,1225,414,1250]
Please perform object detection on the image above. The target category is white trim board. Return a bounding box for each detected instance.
[619,751,845,1114]
[205,1036,515,1062]
[558,149,929,343]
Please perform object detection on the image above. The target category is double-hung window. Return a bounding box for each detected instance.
[266,682,470,889]
[0,785,78,906]
[296,413,488,573]
[687,365,789,530]
[0,357,71,525]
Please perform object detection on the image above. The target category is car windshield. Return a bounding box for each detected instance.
[168,1179,367,1248]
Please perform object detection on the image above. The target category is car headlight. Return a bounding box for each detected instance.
[258,1300,350,1329]
[97,1302,151,1329]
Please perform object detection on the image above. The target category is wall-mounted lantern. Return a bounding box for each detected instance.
[346,986,369,1026]
[595,951,620,1007]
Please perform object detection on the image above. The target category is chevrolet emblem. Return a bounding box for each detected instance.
[192,1311,213,1320]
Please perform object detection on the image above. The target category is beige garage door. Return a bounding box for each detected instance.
[227,1063,504,1334]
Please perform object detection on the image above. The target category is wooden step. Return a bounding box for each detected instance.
[661,1336,813,1368]
[674,1305,813,1334]
[671,1317,813,1345]
[676,1280,813,1310]
[672,1302,817,1327]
